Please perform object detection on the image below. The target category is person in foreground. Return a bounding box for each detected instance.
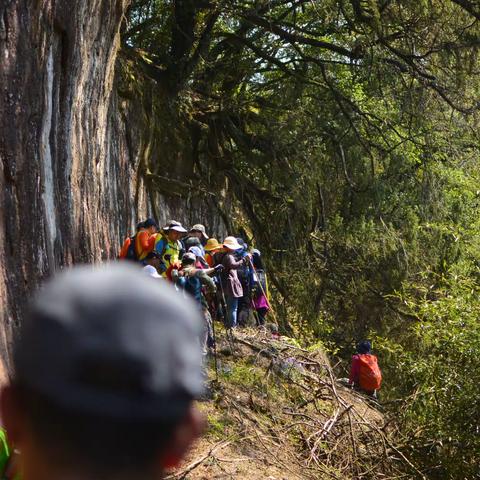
[0,264,205,480]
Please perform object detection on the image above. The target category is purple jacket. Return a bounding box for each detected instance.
[220,252,244,297]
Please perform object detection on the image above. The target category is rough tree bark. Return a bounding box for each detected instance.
[0,0,134,376]
[0,0,226,377]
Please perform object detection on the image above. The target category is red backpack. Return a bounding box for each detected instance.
[358,354,382,391]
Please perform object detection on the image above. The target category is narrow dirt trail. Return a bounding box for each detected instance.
[167,327,416,480]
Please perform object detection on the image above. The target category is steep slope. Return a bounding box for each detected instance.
[168,328,420,480]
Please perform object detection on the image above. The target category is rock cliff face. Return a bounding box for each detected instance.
[0,0,225,377]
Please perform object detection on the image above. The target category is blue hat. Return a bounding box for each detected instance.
[356,341,371,354]
[188,246,204,259]
[143,218,158,229]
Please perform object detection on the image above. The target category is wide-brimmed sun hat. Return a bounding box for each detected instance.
[190,224,209,240]
[205,238,222,252]
[223,236,242,251]
[188,246,204,259]
[164,220,187,233]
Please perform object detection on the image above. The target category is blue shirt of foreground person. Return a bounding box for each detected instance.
[1,264,205,480]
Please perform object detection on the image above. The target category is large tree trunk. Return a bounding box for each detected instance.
[0,0,133,375]
[0,0,227,378]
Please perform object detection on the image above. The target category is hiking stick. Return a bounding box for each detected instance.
[209,306,219,381]
[247,257,278,324]
[216,273,236,351]
[249,295,262,326]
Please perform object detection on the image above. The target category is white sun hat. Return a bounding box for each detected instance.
[223,236,242,251]
[142,265,162,279]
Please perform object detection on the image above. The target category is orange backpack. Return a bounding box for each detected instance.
[358,354,382,391]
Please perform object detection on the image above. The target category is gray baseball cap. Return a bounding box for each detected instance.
[14,263,204,420]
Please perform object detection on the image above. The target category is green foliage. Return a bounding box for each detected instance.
[219,360,282,401]
[377,270,480,478]
[124,2,480,477]
[207,413,235,440]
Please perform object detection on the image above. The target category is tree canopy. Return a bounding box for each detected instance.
[123,2,480,477]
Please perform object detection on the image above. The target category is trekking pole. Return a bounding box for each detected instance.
[247,256,277,324]
[250,296,262,327]
[216,273,235,351]
[209,299,219,382]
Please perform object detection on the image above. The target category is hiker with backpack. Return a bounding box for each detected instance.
[172,253,223,355]
[135,217,158,261]
[235,239,253,327]
[201,239,225,323]
[183,224,209,255]
[118,221,144,261]
[154,221,187,279]
[251,249,270,326]
[204,238,222,267]
[216,237,249,329]
[349,341,382,397]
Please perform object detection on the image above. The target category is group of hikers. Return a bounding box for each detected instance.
[118,217,382,398]
[0,220,381,480]
[117,217,382,397]
[119,218,271,357]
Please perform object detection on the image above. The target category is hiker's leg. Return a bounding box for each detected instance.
[238,304,249,327]
[215,290,225,322]
[236,298,244,326]
[226,296,238,328]
[203,308,214,350]
[257,307,267,326]
[199,309,210,356]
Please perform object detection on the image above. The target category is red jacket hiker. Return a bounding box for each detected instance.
[135,218,158,261]
[119,221,145,260]
[349,341,382,395]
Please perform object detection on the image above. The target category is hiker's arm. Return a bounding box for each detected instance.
[203,264,224,276]
[119,238,130,259]
[154,238,166,255]
[147,233,156,251]
[202,267,215,276]
[223,254,244,270]
[198,271,216,291]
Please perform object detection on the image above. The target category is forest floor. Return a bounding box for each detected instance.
[166,327,420,480]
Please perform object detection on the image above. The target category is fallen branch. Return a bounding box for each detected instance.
[165,440,231,479]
